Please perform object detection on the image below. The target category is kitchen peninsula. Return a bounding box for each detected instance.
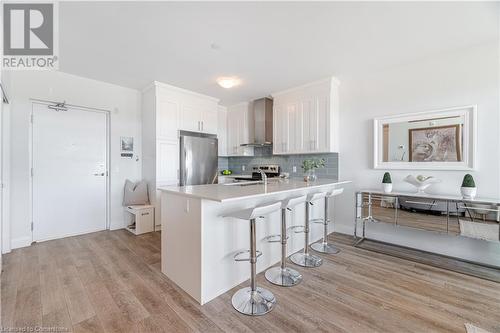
[159,178,350,304]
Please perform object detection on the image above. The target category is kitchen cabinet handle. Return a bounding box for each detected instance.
[405,200,438,206]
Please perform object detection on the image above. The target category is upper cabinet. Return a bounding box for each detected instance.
[217,105,228,156]
[272,77,340,155]
[226,102,254,156]
[174,90,219,135]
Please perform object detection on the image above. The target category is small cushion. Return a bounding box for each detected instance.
[123,180,149,206]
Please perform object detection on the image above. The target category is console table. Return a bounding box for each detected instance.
[354,190,500,271]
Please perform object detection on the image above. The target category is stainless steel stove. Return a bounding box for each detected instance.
[234,165,280,181]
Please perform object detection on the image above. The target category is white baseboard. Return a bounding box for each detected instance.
[11,236,32,250]
[333,222,355,236]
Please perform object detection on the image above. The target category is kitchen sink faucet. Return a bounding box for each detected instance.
[257,169,268,185]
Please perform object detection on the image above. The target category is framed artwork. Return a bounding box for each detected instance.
[120,136,134,158]
[409,125,461,162]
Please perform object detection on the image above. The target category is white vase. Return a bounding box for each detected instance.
[461,187,477,199]
[383,183,393,193]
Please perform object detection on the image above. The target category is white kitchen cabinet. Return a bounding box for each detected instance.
[157,95,179,141]
[156,139,179,185]
[272,77,339,155]
[273,103,289,154]
[180,102,218,134]
[142,81,220,228]
[226,102,254,156]
[181,104,203,133]
[202,108,218,134]
[217,105,228,156]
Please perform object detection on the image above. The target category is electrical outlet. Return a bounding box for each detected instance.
[292,166,297,173]
[242,165,246,171]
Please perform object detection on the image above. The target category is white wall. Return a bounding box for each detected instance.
[2,70,142,251]
[334,42,500,265]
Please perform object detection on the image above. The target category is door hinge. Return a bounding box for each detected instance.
[31,222,34,231]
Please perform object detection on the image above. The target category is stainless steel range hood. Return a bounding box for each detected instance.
[240,97,273,147]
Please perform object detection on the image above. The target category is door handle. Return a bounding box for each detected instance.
[93,172,105,176]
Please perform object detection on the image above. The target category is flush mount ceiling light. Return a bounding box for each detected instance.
[217,77,241,89]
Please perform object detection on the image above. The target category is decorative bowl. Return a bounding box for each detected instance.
[404,175,441,194]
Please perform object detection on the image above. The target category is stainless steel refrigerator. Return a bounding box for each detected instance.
[179,131,218,186]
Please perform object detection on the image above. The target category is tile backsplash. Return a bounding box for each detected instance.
[218,152,338,179]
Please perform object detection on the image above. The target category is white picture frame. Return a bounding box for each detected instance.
[373,105,477,170]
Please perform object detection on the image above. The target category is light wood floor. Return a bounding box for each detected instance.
[2,230,500,333]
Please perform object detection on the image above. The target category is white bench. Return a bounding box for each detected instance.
[125,205,155,235]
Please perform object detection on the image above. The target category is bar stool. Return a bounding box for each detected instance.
[264,195,307,287]
[226,201,282,316]
[311,188,344,254]
[290,192,327,268]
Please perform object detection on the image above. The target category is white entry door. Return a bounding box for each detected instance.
[32,103,108,242]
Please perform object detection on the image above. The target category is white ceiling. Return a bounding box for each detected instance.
[59,2,498,105]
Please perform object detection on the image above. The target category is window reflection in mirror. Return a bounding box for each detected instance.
[382,115,464,163]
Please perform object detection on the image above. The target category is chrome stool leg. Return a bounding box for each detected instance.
[265,208,303,286]
[290,201,323,268]
[311,197,341,254]
[232,218,276,315]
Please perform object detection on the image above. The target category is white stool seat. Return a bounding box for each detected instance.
[327,188,344,198]
[307,192,327,203]
[282,195,307,209]
[226,202,282,220]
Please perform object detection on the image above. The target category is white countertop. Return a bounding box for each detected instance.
[159,178,351,202]
[359,189,500,205]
